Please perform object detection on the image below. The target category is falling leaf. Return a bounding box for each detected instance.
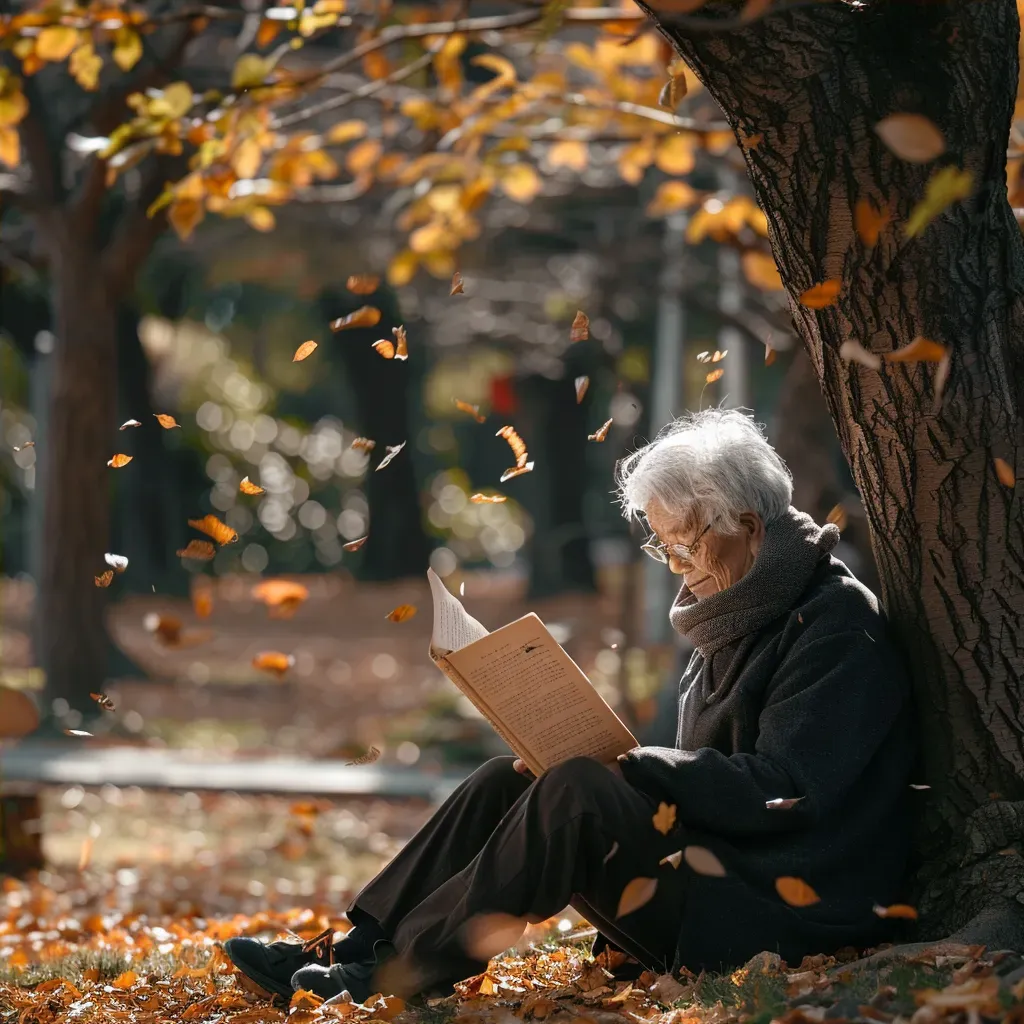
[188,514,238,545]
[386,604,418,623]
[471,493,506,504]
[775,876,820,906]
[765,796,804,810]
[764,345,777,366]
[705,369,725,384]
[497,425,530,467]
[351,436,376,451]
[874,113,946,163]
[64,729,94,738]
[36,25,80,62]
[373,339,395,359]
[94,570,114,588]
[342,536,368,552]
[647,180,699,217]
[119,419,141,430]
[570,310,590,342]
[905,166,974,238]
[854,197,891,247]
[660,850,683,869]
[107,454,133,468]
[616,877,658,918]
[910,783,931,790]
[376,441,406,471]
[192,580,214,619]
[839,340,882,371]
[90,693,115,712]
[574,376,590,403]
[455,399,486,422]
[885,337,948,364]
[873,903,918,920]
[293,340,318,362]
[144,613,183,646]
[154,414,180,429]
[798,280,841,309]
[712,350,728,362]
[253,651,295,678]
[104,553,128,574]
[12,441,35,451]
[995,457,1015,487]
[346,745,382,765]
[588,418,613,442]
[347,274,380,295]
[177,539,216,561]
[78,833,95,872]
[742,250,784,291]
[933,352,952,413]
[330,306,382,332]
[652,802,677,835]
[111,971,138,991]
[450,271,465,295]
[603,841,620,864]
[696,351,711,363]
[239,476,265,495]
[826,504,848,531]
[684,846,727,877]
[393,325,409,361]
[500,462,534,482]
[658,69,688,111]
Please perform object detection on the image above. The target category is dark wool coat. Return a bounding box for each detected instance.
[619,555,917,972]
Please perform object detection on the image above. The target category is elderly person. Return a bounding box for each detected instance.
[224,409,915,1004]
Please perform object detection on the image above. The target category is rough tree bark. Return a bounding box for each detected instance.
[641,0,1024,945]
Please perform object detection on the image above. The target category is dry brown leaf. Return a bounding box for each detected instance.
[293,340,318,362]
[78,833,94,872]
[705,369,725,384]
[107,453,133,468]
[90,692,115,711]
[994,457,1015,487]
[765,796,804,810]
[385,604,417,623]
[177,539,216,561]
[192,580,214,619]
[711,349,728,362]
[839,340,882,371]
[154,413,180,429]
[798,280,841,309]
[252,579,310,611]
[497,425,530,467]
[346,745,381,765]
[588,418,613,442]
[343,536,368,551]
[874,113,946,163]
[471,493,506,504]
[239,476,265,495]
[253,651,295,678]
[64,729,93,737]
[351,436,376,451]
[854,197,891,247]
[826,504,848,531]
[119,419,141,430]
[660,850,683,869]
[94,570,114,588]
[347,274,380,295]
[104,553,128,573]
[775,876,820,906]
[575,376,590,403]
[764,345,777,366]
[684,845,726,877]
[885,337,948,364]
[450,270,465,295]
[500,463,534,482]
[373,339,396,359]
[616,877,657,918]
[393,325,409,361]
[873,903,918,920]
[188,514,238,545]
[570,310,590,342]
[455,399,486,422]
[144,613,183,646]
[652,802,677,835]
[376,441,406,471]
[330,306,382,331]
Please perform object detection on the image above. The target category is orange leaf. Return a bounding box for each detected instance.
[652,802,676,835]
[342,536,368,551]
[471,493,506,504]
[330,306,382,332]
[826,504,848,531]
[293,340,318,362]
[373,339,395,359]
[111,971,137,990]
[351,437,376,452]
[347,274,380,295]
[798,280,841,309]
[574,376,589,403]
[873,903,918,920]
[775,876,820,906]
[450,270,465,295]
[144,613,183,646]
[684,845,726,877]
[570,310,590,342]
[154,413,180,429]
[252,579,310,609]
[660,850,683,869]
[192,581,214,619]
[107,453,132,468]
[455,399,485,422]
[386,604,417,623]
[188,514,238,545]
[995,457,1015,487]
[177,539,216,561]
[764,345,777,366]
[549,139,588,173]
[742,250,784,291]
[90,693,115,711]
[94,570,114,588]
[393,325,409,361]
[588,418,613,442]
[346,745,381,766]
[496,425,530,467]
[239,476,265,495]
[705,369,724,384]
[500,462,534,483]
[884,336,948,364]
[616,877,657,918]
[874,113,946,163]
[854,197,890,248]
[253,651,295,677]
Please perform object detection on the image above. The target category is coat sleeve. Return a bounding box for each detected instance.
[617,629,909,837]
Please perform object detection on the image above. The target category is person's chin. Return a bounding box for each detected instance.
[685,574,714,599]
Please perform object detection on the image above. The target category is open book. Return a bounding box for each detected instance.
[427,569,637,777]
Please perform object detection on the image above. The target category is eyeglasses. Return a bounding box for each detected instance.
[641,516,719,564]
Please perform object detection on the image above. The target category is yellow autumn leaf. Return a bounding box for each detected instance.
[0,86,27,128]
[36,25,80,63]
[293,340,318,362]
[0,127,19,169]
[112,27,143,72]
[347,139,382,176]
[232,53,271,90]
[326,119,367,145]
[905,166,974,238]
[500,163,542,203]
[647,180,699,217]
[168,198,204,240]
[232,137,263,179]
[69,43,102,91]
[548,139,588,172]
[741,250,784,291]
[388,249,419,287]
[246,206,275,232]
[656,134,695,176]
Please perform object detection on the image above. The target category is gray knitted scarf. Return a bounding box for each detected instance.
[669,506,840,658]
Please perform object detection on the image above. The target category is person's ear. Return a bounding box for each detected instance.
[738,511,766,553]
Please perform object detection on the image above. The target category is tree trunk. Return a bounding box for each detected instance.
[641,0,1024,944]
[35,232,118,713]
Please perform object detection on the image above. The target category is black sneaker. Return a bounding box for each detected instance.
[223,929,335,1001]
[291,940,396,1004]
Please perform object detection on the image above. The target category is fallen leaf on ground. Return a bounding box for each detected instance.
[616,877,657,918]
[107,453,133,468]
[450,271,465,295]
[239,476,265,495]
[588,418,613,442]
[343,536,368,551]
[839,340,882,370]
[104,553,129,573]
[574,376,589,403]
[994,457,1015,487]
[119,419,141,430]
[188,514,238,545]
[154,414,180,429]
[253,651,295,677]
[570,310,590,342]
[684,846,726,877]
[330,306,382,331]
[776,876,820,906]
[177,539,216,561]
[111,971,137,990]
[94,570,114,588]
[347,274,380,295]
[885,337,948,364]
[798,280,841,309]
[385,604,417,623]
[293,340,318,362]
[376,441,406,471]
[652,803,677,835]
[874,113,945,163]
[471,493,506,503]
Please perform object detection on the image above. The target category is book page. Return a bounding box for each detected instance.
[446,613,637,772]
[427,568,489,656]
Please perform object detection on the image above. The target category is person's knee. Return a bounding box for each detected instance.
[466,755,523,793]
[535,756,610,808]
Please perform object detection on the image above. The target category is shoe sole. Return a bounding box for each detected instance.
[220,940,296,1002]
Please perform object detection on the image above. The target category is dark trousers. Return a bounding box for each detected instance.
[350,756,688,994]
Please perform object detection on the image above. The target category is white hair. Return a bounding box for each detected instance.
[616,409,793,535]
